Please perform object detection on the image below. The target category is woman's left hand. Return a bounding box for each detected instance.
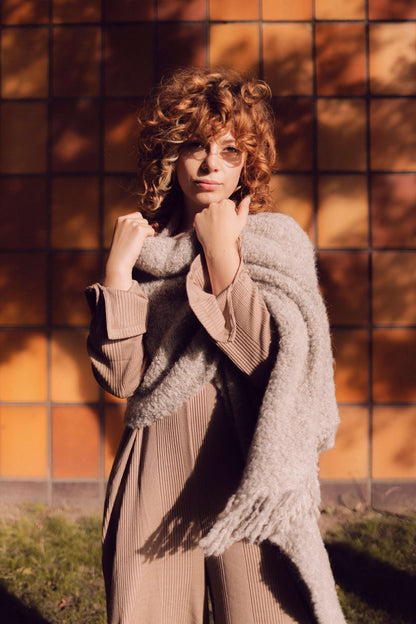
[194,195,250,258]
[194,196,250,295]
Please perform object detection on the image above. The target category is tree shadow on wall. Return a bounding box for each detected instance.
[1,9,416,480]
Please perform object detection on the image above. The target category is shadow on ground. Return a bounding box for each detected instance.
[327,542,416,622]
[0,584,51,624]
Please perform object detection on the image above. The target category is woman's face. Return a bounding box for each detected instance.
[176,131,245,221]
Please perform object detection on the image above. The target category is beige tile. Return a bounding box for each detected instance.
[317,175,368,247]
[373,329,416,402]
[52,406,100,478]
[318,99,367,171]
[50,330,99,403]
[0,406,47,477]
[209,24,259,77]
[1,27,48,97]
[0,332,47,402]
[332,329,369,403]
[370,24,416,96]
[270,174,314,240]
[263,23,313,96]
[373,407,416,478]
[319,406,369,479]
[370,99,416,172]
[373,252,416,325]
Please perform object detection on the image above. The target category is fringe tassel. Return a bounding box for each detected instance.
[200,487,319,557]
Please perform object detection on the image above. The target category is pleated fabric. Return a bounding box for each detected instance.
[102,381,315,624]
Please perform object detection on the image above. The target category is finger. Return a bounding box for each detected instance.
[236,195,251,220]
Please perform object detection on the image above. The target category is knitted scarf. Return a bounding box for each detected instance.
[125,211,346,624]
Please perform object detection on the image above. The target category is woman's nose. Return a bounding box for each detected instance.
[203,146,220,170]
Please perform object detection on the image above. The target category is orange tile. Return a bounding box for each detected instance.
[104,101,138,172]
[269,174,314,241]
[370,99,416,172]
[0,331,47,402]
[0,102,47,174]
[104,392,127,405]
[315,0,365,19]
[317,175,368,248]
[51,101,100,172]
[209,0,258,20]
[1,0,49,23]
[0,178,47,249]
[318,99,367,171]
[104,404,125,477]
[51,177,100,249]
[372,407,416,479]
[53,0,101,22]
[332,329,369,403]
[52,252,101,326]
[373,329,416,402]
[209,24,259,78]
[373,252,416,326]
[0,253,47,325]
[0,406,48,477]
[156,24,206,81]
[369,0,416,20]
[371,174,416,248]
[263,24,313,96]
[50,330,100,403]
[369,24,416,96]
[103,177,139,247]
[157,0,205,20]
[262,0,311,20]
[1,27,49,98]
[53,26,100,97]
[52,406,100,478]
[272,99,314,171]
[318,252,369,326]
[319,406,369,479]
[105,25,153,97]
[315,23,366,96]
[104,0,154,20]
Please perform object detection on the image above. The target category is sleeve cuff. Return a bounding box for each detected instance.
[186,254,242,343]
[85,281,148,340]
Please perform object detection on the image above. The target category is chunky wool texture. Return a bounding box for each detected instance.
[125,212,346,624]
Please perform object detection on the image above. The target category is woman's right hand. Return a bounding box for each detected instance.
[103,212,155,290]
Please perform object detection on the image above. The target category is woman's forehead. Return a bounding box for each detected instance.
[187,127,238,144]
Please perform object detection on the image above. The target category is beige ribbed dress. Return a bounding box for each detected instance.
[86,257,315,624]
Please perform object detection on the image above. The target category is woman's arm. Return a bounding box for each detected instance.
[193,196,250,295]
[190,198,277,386]
[85,212,155,398]
[86,282,149,398]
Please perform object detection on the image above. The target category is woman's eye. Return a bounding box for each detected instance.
[187,141,205,150]
[223,146,239,153]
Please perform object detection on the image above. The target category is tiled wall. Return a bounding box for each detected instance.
[0,0,415,511]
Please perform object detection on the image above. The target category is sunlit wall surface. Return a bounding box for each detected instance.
[0,0,415,510]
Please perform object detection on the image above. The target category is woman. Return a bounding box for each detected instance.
[86,68,346,624]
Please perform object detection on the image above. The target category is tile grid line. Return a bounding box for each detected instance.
[364,0,375,506]
[45,0,54,504]
[0,5,415,495]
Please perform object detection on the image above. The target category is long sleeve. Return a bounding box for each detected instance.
[186,254,277,386]
[85,281,149,398]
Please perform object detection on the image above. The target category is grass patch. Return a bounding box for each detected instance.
[0,505,415,623]
[324,511,416,624]
[0,504,105,624]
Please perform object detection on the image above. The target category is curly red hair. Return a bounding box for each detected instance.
[136,67,277,227]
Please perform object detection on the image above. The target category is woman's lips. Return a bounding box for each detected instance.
[194,179,222,190]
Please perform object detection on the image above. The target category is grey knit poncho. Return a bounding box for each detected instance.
[125,211,346,624]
